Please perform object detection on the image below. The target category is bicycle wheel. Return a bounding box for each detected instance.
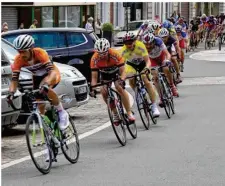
[164,77,176,115]
[125,112,137,139]
[219,36,222,51]
[26,114,52,174]
[135,88,151,130]
[107,99,126,146]
[160,79,171,119]
[61,114,80,164]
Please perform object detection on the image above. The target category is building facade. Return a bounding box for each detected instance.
[1,2,96,30]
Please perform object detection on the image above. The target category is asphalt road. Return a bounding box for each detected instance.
[2,44,225,186]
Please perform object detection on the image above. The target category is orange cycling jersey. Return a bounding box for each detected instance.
[90,48,125,70]
[11,48,60,82]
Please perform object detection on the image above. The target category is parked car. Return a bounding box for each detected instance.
[113,20,156,46]
[2,28,99,82]
[1,38,89,124]
[1,52,22,130]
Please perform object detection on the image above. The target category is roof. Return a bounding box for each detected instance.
[1,27,93,36]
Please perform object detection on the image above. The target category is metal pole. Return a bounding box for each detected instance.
[126,6,128,32]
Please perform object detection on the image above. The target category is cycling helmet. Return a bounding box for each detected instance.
[151,22,160,30]
[162,20,169,29]
[143,20,149,26]
[13,34,34,50]
[175,25,182,33]
[201,14,206,18]
[158,28,169,38]
[143,24,154,34]
[94,38,110,53]
[142,32,155,44]
[123,32,136,42]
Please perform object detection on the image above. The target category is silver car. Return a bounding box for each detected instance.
[1,39,89,125]
[113,20,156,46]
[1,52,22,130]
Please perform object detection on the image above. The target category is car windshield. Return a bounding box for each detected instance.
[122,21,143,31]
[1,39,18,64]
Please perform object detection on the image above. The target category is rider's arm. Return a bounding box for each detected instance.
[37,49,59,87]
[163,49,171,61]
[9,56,22,93]
[90,53,99,86]
[174,42,181,58]
[143,55,151,69]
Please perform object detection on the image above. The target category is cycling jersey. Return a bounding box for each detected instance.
[147,37,167,59]
[11,48,60,81]
[146,37,168,67]
[121,40,148,64]
[90,48,124,70]
[174,22,187,32]
[164,36,178,53]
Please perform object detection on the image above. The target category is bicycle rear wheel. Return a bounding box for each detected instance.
[160,79,171,119]
[107,99,126,146]
[61,114,80,164]
[26,114,52,174]
[135,89,151,130]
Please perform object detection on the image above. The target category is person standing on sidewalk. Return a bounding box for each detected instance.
[95,18,102,38]
[85,17,94,31]
[30,19,38,29]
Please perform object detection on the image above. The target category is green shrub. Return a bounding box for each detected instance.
[102,22,113,32]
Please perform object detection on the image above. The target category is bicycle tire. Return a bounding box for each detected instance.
[61,115,80,164]
[26,114,52,174]
[219,36,222,51]
[135,88,151,130]
[160,78,171,119]
[125,113,137,139]
[107,99,126,146]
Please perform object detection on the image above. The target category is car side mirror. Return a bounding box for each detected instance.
[68,58,84,65]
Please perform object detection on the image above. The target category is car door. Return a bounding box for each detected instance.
[66,31,94,82]
[30,31,69,64]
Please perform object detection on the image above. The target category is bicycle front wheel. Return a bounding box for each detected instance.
[135,88,151,130]
[107,99,126,146]
[26,114,52,174]
[61,114,80,164]
[160,79,171,119]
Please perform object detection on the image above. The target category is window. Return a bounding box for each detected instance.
[67,32,86,46]
[59,6,80,27]
[30,32,66,49]
[1,40,18,64]
[42,7,54,27]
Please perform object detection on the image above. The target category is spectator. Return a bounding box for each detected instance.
[2,25,8,33]
[95,18,102,38]
[85,17,94,31]
[30,19,38,29]
[2,22,8,32]
[19,23,24,29]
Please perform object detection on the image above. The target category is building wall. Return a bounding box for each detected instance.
[219,2,225,14]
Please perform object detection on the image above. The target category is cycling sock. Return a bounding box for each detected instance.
[55,102,63,111]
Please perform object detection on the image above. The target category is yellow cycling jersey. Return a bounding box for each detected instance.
[120,40,148,63]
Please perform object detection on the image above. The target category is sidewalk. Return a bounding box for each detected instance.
[189,48,225,62]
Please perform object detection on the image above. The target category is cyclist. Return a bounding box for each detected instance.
[189,19,199,47]
[158,28,182,84]
[162,19,178,40]
[175,25,188,72]
[137,20,150,40]
[90,38,135,124]
[8,34,69,131]
[141,32,179,105]
[120,32,160,117]
[205,15,217,42]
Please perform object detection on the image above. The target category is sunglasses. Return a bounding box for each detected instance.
[124,41,134,46]
[98,51,108,56]
[18,50,29,54]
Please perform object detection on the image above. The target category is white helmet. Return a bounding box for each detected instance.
[142,32,155,44]
[143,20,149,25]
[94,38,110,53]
[13,34,34,50]
[151,22,160,30]
[143,24,154,34]
[158,28,169,37]
[201,14,207,18]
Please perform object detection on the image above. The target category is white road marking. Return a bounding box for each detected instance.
[2,91,134,169]
[189,49,225,62]
[180,76,225,86]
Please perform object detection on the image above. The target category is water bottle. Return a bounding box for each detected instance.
[42,115,60,148]
[141,87,146,95]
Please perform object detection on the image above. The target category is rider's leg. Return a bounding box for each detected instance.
[114,81,135,121]
[163,66,179,97]
[142,74,160,117]
[39,74,69,130]
[171,53,182,83]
